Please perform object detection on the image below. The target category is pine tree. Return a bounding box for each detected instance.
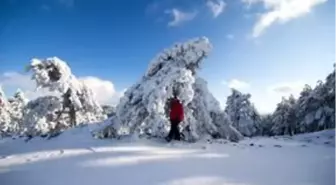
[271,97,295,136]
[286,95,297,136]
[323,66,335,129]
[7,89,28,135]
[97,37,243,142]
[259,114,273,136]
[184,78,243,142]
[0,86,11,137]
[24,57,106,137]
[311,81,331,131]
[225,89,260,137]
[23,96,63,136]
[295,84,313,133]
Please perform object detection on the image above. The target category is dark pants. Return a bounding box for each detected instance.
[166,120,181,141]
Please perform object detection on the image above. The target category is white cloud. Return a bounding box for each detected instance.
[0,72,121,106]
[226,34,234,40]
[165,8,197,27]
[1,72,35,90]
[243,0,327,37]
[206,0,226,18]
[0,72,57,100]
[222,79,251,90]
[267,81,306,97]
[79,77,122,105]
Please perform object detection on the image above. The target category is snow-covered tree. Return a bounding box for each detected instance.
[184,78,243,142]
[294,66,335,133]
[225,89,260,137]
[323,66,335,129]
[271,95,297,136]
[24,57,106,136]
[7,89,28,135]
[22,96,63,136]
[96,37,243,142]
[0,86,11,137]
[258,114,273,136]
[295,84,313,133]
[102,105,116,118]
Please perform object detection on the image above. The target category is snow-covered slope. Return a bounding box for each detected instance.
[0,127,334,185]
[292,129,335,146]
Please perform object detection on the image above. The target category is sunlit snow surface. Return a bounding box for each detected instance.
[0,126,334,185]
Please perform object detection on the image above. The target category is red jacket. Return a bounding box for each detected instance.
[170,98,184,122]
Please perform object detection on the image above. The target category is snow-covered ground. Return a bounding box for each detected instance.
[0,127,334,185]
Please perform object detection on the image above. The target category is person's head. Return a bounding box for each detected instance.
[172,88,179,99]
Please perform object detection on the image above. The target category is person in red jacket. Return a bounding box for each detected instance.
[166,91,184,142]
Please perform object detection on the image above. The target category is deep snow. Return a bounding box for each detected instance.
[0,127,334,185]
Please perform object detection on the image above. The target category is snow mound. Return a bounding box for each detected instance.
[293,129,335,147]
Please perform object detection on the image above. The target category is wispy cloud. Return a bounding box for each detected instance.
[206,0,226,18]
[267,81,306,97]
[243,0,328,37]
[222,79,251,90]
[0,72,56,100]
[165,8,197,27]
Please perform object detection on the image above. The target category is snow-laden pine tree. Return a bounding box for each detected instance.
[96,37,243,142]
[0,86,12,137]
[102,105,116,118]
[23,96,63,136]
[7,89,28,135]
[294,66,335,133]
[258,114,273,136]
[184,78,243,141]
[295,84,313,133]
[271,96,297,136]
[322,66,335,129]
[313,77,334,131]
[225,89,260,137]
[24,57,106,136]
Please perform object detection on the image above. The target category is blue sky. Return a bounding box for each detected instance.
[0,0,335,113]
